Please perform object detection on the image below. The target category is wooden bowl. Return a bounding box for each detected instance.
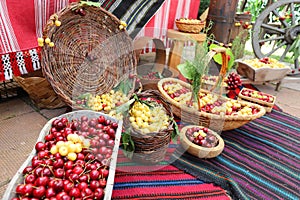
[180,125,225,158]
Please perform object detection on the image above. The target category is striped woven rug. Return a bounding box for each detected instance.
[172,109,300,200]
[112,149,230,200]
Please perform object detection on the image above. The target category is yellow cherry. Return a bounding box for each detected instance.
[50,145,58,154]
[49,42,55,47]
[45,38,51,44]
[55,20,61,27]
[67,143,77,153]
[56,141,65,148]
[37,38,44,43]
[67,152,77,161]
[59,146,68,156]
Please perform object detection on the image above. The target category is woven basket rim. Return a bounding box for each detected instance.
[157,77,266,121]
[175,20,205,25]
[238,88,276,107]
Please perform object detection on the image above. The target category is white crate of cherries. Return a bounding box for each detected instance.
[3,110,122,200]
[180,125,224,158]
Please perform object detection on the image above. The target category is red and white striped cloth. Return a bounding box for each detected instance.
[137,0,200,53]
[0,0,200,81]
[0,0,75,81]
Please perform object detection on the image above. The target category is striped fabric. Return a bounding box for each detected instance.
[172,109,300,200]
[112,149,230,200]
[136,0,201,53]
[0,0,173,81]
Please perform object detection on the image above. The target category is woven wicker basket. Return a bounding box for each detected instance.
[41,3,137,108]
[175,19,205,33]
[238,88,276,113]
[158,78,266,131]
[13,75,65,109]
[180,125,224,158]
[124,90,174,164]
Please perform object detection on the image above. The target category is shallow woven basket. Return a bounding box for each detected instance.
[41,3,137,108]
[175,20,205,33]
[180,125,224,158]
[13,76,65,109]
[158,77,266,131]
[238,88,276,113]
[124,90,174,164]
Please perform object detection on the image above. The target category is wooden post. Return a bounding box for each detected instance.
[206,0,239,44]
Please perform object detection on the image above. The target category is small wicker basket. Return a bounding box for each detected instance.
[41,3,137,108]
[13,75,65,109]
[180,125,224,158]
[175,19,205,33]
[238,88,276,113]
[123,90,174,164]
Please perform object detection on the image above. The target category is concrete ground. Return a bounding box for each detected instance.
[0,59,299,198]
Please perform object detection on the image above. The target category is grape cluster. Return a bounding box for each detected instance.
[226,72,242,90]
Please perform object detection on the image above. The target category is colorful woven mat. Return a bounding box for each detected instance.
[172,109,300,200]
[112,148,230,200]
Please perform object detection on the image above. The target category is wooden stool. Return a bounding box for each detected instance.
[167,29,206,74]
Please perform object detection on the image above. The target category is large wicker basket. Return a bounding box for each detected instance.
[158,78,266,131]
[41,3,137,109]
[123,90,174,164]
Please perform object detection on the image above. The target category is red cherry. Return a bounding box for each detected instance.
[32,186,46,198]
[69,188,81,198]
[35,142,46,152]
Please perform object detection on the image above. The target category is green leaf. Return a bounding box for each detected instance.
[177,61,195,80]
[121,130,135,159]
[171,119,179,143]
[209,44,235,70]
[116,99,135,114]
[114,78,133,96]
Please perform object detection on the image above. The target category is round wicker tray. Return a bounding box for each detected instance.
[157,78,266,131]
[180,125,224,158]
[41,3,137,108]
[123,90,174,164]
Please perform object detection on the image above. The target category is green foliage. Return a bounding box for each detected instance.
[121,129,135,159]
[243,0,270,22]
[209,43,235,71]
[231,30,248,60]
[198,0,210,19]
[177,40,210,103]
[289,35,300,61]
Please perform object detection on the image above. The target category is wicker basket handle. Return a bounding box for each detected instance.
[206,47,228,94]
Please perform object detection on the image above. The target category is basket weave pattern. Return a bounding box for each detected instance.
[238,88,275,113]
[41,3,137,108]
[175,20,205,33]
[158,78,266,131]
[14,76,65,109]
[124,90,174,164]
